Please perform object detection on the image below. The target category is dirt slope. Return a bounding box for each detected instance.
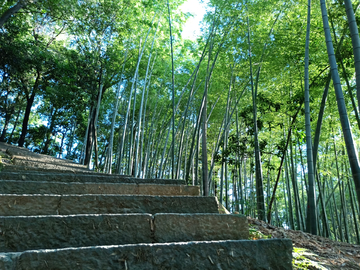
[248,217,360,269]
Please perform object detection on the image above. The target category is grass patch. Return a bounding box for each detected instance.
[249,225,271,240]
[293,247,327,270]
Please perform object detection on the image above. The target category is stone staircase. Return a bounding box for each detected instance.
[0,142,292,269]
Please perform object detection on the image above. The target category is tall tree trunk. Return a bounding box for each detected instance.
[117,14,156,173]
[305,0,317,235]
[185,90,206,183]
[267,105,302,223]
[8,109,21,142]
[128,82,137,175]
[42,107,58,155]
[316,170,330,237]
[0,112,12,142]
[84,79,104,167]
[320,0,360,213]
[175,54,207,179]
[247,10,265,221]
[313,71,331,167]
[104,48,128,174]
[290,136,302,231]
[343,0,360,114]
[18,71,40,147]
[329,12,360,130]
[167,0,176,179]
[348,176,360,244]
[135,22,159,177]
[0,0,31,28]
[236,113,244,214]
[84,107,96,166]
[202,37,215,197]
[285,155,295,230]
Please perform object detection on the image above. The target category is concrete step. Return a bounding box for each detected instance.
[0,171,186,185]
[0,214,153,252]
[153,213,248,242]
[0,195,219,216]
[0,142,82,166]
[0,214,247,252]
[10,158,89,172]
[11,155,88,170]
[0,180,200,196]
[0,239,293,269]
[2,163,88,173]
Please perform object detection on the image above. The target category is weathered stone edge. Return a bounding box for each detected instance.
[0,180,200,196]
[0,171,186,185]
[0,195,220,215]
[0,239,293,270]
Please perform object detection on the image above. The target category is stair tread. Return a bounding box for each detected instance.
[0,180,199,196]
[0,171,186,185]
[0,194,219,216]
[0,239,293,270]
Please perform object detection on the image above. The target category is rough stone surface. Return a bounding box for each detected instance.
[0,180,200,196]
[10,154,86,167]
[0,142,293,269]
[0,195,219,216]
[0,195,60,216]
[0,214,153,252]
[0,239,293,270]
[0,171,186,185]
[0,214,249,252]
[1,164,86,173]
[154,214,248,242]
[11,158,90,172]
[0,142,79,164]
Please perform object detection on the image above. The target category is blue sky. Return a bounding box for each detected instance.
[180,0,208,40]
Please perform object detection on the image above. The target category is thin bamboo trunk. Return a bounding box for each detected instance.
[134,41,157,176]
[104,47,128,174]
[348,177,360,244]
[333,136,345,242]
[267,105,302,223]
[247,11,265,221]
[285,155,295,230]
[118,14,156,174]
[305,0,317,235]
[128,76,138,175]
[290,135,302,230]
[167,0,176,179]
[316,171,330,237]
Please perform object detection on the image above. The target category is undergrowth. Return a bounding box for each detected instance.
[293,247,327,270]
[249,225,327,269]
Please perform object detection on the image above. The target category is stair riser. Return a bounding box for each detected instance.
[153,214,248,242]
[0,195,219,216]
[0,214,153,252]
[0,239,293,270]
[0,181,200,196]
[0,172,186,185]
[0,214,247,252]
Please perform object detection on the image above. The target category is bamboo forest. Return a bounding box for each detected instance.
[1,0,360,245]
